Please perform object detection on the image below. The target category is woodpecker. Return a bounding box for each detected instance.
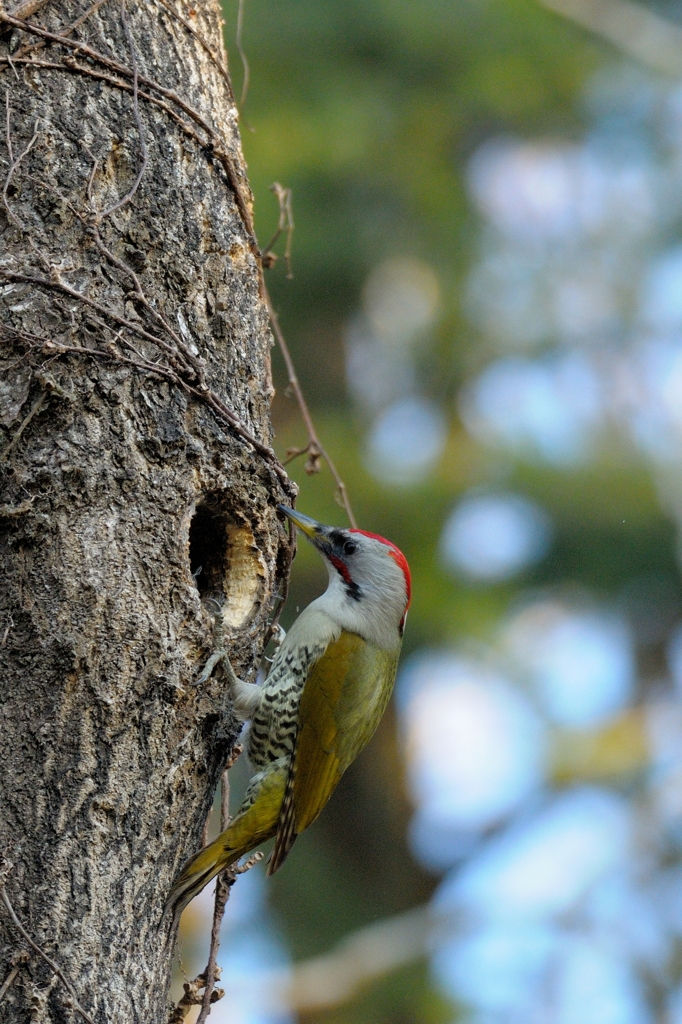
[166,505,411,917]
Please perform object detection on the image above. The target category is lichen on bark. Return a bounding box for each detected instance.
[0,2,291,1020]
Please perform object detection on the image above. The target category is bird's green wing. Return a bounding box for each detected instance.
[268,630,399,873]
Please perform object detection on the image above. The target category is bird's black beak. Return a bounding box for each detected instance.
[278,505,329,544]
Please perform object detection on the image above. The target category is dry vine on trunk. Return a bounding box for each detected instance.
[0,1,295,1020]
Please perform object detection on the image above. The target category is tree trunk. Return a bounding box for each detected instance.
[0,2,292,1020]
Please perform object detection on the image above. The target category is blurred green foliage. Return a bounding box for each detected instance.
[210,1,682,1020]
[236,0,600,397]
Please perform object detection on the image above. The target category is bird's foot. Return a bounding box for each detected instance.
[197,604,233,685]
[197,613,261,720]
[271,623,286,652]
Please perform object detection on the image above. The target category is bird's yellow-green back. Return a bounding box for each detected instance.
[269,629,400,871]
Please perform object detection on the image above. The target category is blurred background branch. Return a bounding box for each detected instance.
[256,905,432,1014]
[539,0,682,76]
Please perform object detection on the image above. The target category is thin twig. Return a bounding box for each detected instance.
[0,964,20,1002]
[264,282,357,527]
[0,870,95,1024]
[281,189,294,279]
[220,768,230,828]
[235,0,250,110]
[4,93,13,165]
[1,391,45,461]
[0,950,28,1002]
[196,746,238,1024]
[7,0,50,20]
[195,741,259,1024]
[168,744,244,1023]
[195,788,230,1022]
[168,971,222,1023]
[12,0,111,61]
[6,54,19,83]
[33,335,184,383]
[97,0,148,221]
[86,155,98,203]
[3,94,39,231]
[154,0,235,104]
[262,182,294,278]
[0,268,199,376]
[0,614,14,648]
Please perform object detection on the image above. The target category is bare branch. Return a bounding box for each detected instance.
[538,0,682,78]
[168,970,223,1023]
[195,874,229,1020]
[86,154,98,204]
[0,964,20,1002]
[13,0,112,61]
[264,282,357,527]
[195,759,234,1024]
[96,0,149,221]
[168,742,253,1024]
[5,54,19,82]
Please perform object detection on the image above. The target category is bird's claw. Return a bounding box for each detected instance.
[271,624,286,651]
[197,605,232,684]
[197,648,227,685]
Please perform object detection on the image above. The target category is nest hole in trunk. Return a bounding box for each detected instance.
[189,494,263,627]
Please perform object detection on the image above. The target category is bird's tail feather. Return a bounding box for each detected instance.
[164,759,289,928]
[164,832,253,923]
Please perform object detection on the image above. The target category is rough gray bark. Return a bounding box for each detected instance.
[0,2,293,1021]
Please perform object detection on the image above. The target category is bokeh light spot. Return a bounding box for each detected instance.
[365,396,446,484]
[503,602,635,727]
[440,491,552,582]
[436,787,631,921]
[399,655,546,847]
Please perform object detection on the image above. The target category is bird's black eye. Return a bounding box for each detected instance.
[343,540,357,557]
